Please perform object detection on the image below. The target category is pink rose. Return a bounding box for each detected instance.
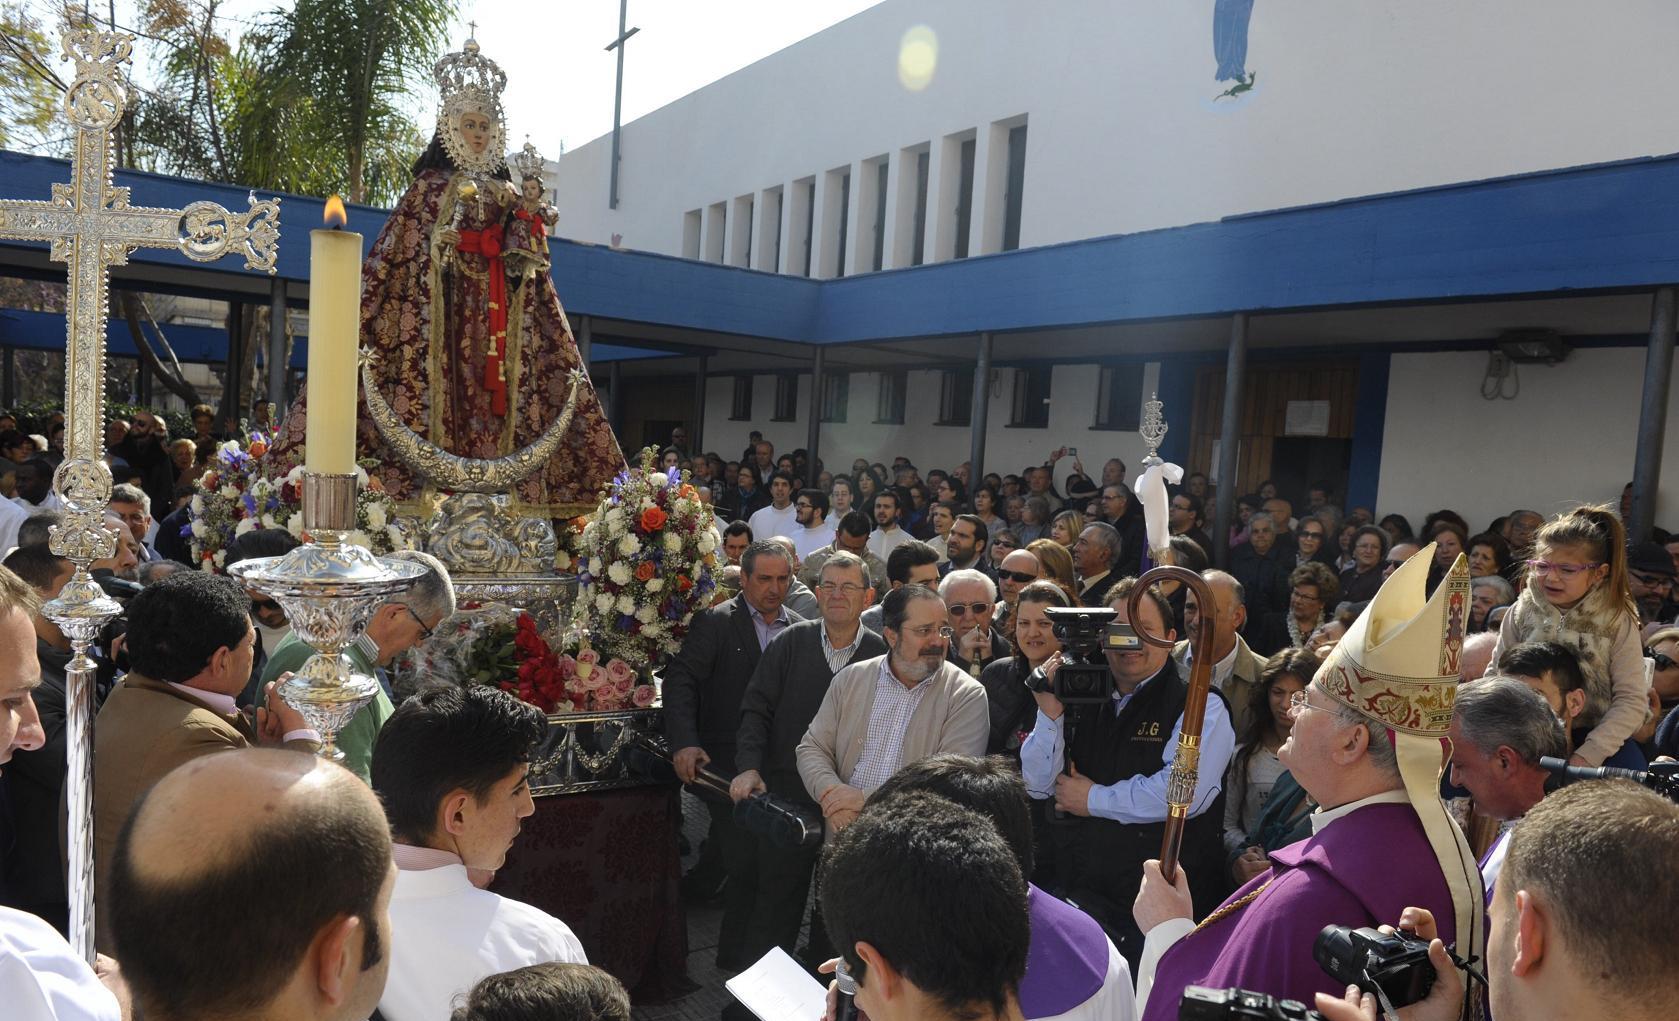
[575,648,601,667]
[555,654,577,678]
[593,688,626,711]
[604,658,635,687]
[582,667,609,691]
[632,684,657,708]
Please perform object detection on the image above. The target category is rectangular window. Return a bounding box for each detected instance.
[911,151,930,267]
[872,161,889,272]
[1002,124,1028,252]
[821,372,850,423]
[1093,363,1145,431]
[937,368,973,426]
[773,373,798,421]
[802,179,817,277]
[772,189,784,272]
[876,371,907,424]
[953,138,977,260]
[1010,366,1052,428]
[729,375,753,420]
[682,210,702,260]
[835,171,851,279]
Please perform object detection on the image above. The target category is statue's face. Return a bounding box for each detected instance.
[521,177,543,203]
[457,110,494,153]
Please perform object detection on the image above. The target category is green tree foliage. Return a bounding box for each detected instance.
[0,3,64,152]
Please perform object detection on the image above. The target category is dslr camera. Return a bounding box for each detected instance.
[1180,987,1323,1020]
[1027,606,1138,705]
[1313,925,1436,1007]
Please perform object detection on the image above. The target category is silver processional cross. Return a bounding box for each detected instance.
[0,22,279,962]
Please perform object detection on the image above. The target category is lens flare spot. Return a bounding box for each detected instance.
[898,25,938,92]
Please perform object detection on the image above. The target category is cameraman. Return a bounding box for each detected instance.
[1314,781,1679,1021]
[1019,578,1234,963]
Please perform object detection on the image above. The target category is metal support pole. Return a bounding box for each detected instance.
[5,346,19,408]
[267,277,288,414]
[607,358,622,435]
[806,345,824,470]
[1211,313,1248,571]
[692,353,708,456]
[135,348,150,406]
[224,302,245,431]
[968,332,993,494]
[575,314,593,371]
[1630,287,1676,543]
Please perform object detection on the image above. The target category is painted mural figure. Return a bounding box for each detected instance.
[1213,0,1257,98]
[267,33,622,518]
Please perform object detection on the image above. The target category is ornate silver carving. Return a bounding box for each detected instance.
[0,17,282,962]
[425,492,557,576]
[360,357,583,493]
[528,708,664,796]
[229,473,430,761]
[449,574,579,639]
[1140,392,1168,464]
[510,138,545,181]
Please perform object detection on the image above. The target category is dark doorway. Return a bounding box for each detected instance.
[1268,437,1353,510]
[643,419,685,452]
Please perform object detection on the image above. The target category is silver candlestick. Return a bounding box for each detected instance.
[1138,393,1175,566]
[228,472,426,759]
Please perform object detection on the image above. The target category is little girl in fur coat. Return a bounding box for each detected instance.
[1487,505,1650,766]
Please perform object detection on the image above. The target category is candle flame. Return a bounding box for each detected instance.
[323,195,348,228]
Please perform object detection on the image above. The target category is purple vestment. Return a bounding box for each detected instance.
[1021,885,1110,1017]
[1141,802,1457,1021]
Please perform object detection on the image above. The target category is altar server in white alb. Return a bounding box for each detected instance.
[371,686,586,1021]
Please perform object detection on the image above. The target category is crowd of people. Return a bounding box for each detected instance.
[3,412,1678,1021]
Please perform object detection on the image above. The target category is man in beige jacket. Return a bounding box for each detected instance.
[796,583,989,835]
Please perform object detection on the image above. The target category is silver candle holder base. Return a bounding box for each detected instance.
[229,471,426,760]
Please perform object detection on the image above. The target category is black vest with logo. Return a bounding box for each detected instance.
[1045,657,1231,957]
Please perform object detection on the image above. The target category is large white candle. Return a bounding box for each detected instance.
[306,196,361,475]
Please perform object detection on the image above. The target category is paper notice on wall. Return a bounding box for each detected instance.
[1285,400,1331,436]
[724,947,830,1021]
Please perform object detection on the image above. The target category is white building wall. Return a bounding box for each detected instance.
[551,0,1679,266]
[1378,348,1679,532]
[703,361,1163,489]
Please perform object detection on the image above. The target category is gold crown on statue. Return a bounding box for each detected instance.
[433,32,509,175]
[510,138,546,181]
[1315,544,1469,736]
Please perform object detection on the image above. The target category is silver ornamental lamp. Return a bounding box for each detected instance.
[1138,392,1174,565]
[229,473,427,760]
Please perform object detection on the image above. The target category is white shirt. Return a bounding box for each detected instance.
[1481,822,1515,894]
[1134,788,1412,1017]
[1181,643,1240,694]
[867,525,912,564]
[0,905,122,1021]
[1019,667,1235,824]
[792,518,838,561]
[0,495,26,557]
[381,860,588,1021]
[747,502,800,543]
[1034,939,1138,1021]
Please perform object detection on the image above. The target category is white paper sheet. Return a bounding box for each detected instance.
[724,947,830,1021]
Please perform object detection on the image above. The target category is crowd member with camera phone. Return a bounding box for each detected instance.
[1019,578,1235,966]
[730,552,886,969]
[1314,780,1679,1021]
[1132,548,1483,1021]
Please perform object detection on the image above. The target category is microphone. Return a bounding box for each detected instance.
[835,960,858,1021]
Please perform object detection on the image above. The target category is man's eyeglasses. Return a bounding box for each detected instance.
[1648,649,1677,672]
[1298,530,1325,541]
[403,604,434,640]
[998,569,1038,584]
[795,501,813,509]
[818,581,867,597]
[902,624,955,639]
[1288,691,1332,715]
[1630,570,1673,590]
[1526,559,1602,579]
[947,601,992,617]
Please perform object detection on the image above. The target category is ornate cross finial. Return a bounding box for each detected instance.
[0,16,281,964]
[468,18,478,37]
[1140,392,1168,464]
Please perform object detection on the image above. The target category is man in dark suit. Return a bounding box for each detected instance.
[660,540,802,953]
[937,513,997,585]
[730,551,885,969]
[1074,522,1123,607]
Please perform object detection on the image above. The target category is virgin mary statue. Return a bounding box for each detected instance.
[267,33,623,518]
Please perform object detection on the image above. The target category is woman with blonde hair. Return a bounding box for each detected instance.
[1049,508,1085,548]
[1026,538,1079,604]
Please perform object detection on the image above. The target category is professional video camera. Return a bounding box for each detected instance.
[1540,756,1679,803]
[733,791,823,849]
[1179,986,1323,1020]
[1027,606,1139,705]
[1313,925,1436,1007]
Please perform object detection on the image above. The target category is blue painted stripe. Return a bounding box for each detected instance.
[1345,352,1391,513]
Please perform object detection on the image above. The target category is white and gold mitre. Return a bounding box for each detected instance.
[1316,543,1469,735]
[433,34,509,175]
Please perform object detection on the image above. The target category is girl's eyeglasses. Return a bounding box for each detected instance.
[1526,559,1601,579]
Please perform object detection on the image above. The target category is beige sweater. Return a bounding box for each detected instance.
[796,654,989,814]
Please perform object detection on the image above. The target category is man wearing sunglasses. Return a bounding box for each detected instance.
[258,550,455,784]
[941,569,1009,679]
[1624,541,1677,626]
